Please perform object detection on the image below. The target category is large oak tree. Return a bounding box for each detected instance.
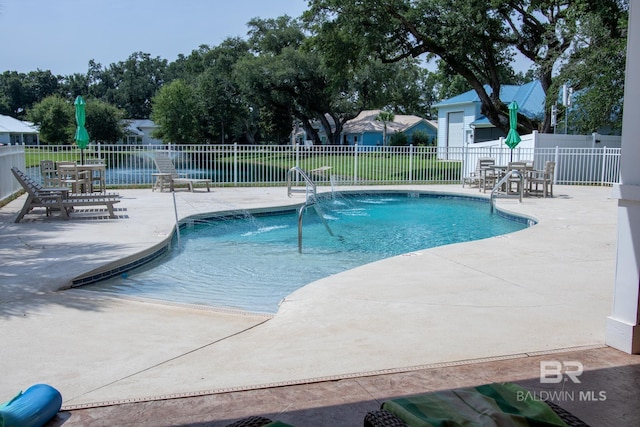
[306,0,627,134]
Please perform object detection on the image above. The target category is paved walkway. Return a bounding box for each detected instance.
[0,184,618,410]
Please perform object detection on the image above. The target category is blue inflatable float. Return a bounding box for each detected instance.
[0,384,62,427]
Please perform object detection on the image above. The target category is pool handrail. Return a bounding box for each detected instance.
[287,166,316,200]
[490,169,523,213]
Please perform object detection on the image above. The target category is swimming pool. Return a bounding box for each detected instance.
[86,192,531,313]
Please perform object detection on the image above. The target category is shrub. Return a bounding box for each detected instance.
[389,132,408,146]
[411,130,433,146]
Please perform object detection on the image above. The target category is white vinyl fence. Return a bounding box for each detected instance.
[0,145,26,201]
[1,143,621,203]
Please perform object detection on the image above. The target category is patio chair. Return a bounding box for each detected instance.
[477,158,498,192]
[11,167,121,222]
[84,158,107,193]
[364,382,589,427]
[463,158,495,189]
[529,161,555,197]
[40,160,59,187]
[505,161,532,195]
[152,153,211,192]
[57,161,91,193]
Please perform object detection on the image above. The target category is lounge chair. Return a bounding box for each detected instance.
[364,382,589,427]
[11,167,121,222]
[152,153,211,192]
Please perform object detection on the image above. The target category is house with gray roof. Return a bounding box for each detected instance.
[433,80,545,149]
[119,119,162,145]
[341,110,437,146]
[0,114,39,145]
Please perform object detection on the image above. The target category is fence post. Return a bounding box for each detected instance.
[233,143,238,185]
[353,144,359,184]
[601,146,608,185]
[554,146,560,185]
[408,144,414,182]
[294,143,301,186]
[462,142,468,184]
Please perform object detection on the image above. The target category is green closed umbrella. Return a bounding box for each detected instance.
[74,96,90,164]
[504,101,521,161]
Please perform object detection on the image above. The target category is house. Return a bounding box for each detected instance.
[0,114,39,145]
[119,119,163,145]
[341,110,437,146]
[433,80,545,149]
[290,110,437,146]
[291,118,332,146]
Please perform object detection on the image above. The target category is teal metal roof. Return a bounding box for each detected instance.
[434,80,545,119]
[470,116,492,127]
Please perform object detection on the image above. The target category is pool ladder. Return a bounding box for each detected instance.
[287,167,334,253]
[287,166,317,199]
[490,169,524,214]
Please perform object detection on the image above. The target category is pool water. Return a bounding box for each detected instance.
[86,193,529,313]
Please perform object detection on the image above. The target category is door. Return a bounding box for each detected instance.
[447,112,464,150]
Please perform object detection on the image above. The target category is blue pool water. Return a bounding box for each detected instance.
[86,193,530,313]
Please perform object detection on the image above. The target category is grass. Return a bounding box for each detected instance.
[25,149,84,168]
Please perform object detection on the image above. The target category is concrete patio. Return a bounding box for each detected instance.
[1,184,638,426]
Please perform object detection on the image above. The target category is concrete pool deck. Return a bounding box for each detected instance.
[0,184,619,410]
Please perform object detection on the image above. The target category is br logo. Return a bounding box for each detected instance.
[540,361,584,384]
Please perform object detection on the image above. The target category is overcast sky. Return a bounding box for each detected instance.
[0,0,308,76]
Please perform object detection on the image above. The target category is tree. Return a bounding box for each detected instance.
[86,52,168,118]
[193,38,254,143]
[306,0,520,131]
[375,110,395,146]
[61,73,90,99]
[235,16,324,144]
[0,70,61,118]
[237,15,431,145]
[85,99,126,143]
[150,80,200,144]
[0,71,26,117]
[235,43,328,145]
[24,70,60,106]
[556,3,628,133]
[306,0,627,134]
[27,95,74,145]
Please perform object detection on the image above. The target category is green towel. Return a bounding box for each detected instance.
[382,382,568,426]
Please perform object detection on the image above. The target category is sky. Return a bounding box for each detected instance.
[0,0,309,76]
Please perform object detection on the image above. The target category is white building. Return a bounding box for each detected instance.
[433,81,545,149]
[120,119,163,145]
[0,114,39,145]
